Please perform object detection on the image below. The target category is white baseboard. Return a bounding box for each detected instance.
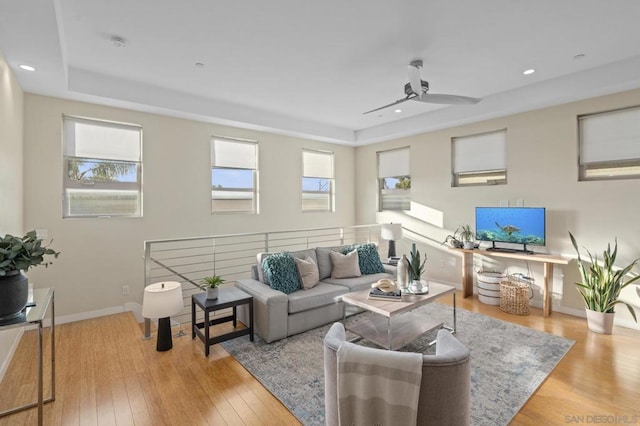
[42,302,142,327]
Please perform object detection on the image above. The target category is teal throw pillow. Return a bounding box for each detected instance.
[343,243,385,275]
[262,252,301,294]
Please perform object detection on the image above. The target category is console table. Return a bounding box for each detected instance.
[452,248,569,317]
[0,288,55,426]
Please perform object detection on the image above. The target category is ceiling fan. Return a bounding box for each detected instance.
[363,59,482,114]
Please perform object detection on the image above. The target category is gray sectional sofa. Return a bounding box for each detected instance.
[235,245,396,343]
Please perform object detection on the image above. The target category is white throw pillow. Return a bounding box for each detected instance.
[295,256,320,289]
[329,250,362,279]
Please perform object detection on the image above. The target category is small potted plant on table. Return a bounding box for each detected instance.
[200,275,225,300]
[407,243,428,294]
[569,232,639,334]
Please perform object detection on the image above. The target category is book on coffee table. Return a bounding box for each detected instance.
[368,288,402,300]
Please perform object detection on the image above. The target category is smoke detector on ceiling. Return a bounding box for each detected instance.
[111,36,127,48]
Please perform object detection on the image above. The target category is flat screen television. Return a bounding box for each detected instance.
[475,207,545,253]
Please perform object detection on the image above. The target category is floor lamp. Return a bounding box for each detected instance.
[380,223,403,259]
[142,281,183,351]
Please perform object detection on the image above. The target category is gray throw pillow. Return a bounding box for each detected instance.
[329,249,361,279]
[295,256,320,289]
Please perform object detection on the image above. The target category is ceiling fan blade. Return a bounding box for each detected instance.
[363,95,416,115]
[413,93,482,105]
[408,62,423,95]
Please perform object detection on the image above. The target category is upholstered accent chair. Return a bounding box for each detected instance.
[323,322,471,426]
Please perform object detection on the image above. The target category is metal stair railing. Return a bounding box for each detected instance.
[142,224,385,338]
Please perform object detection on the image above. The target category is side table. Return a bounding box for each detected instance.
[0,287,55,426]
[192,287,253,356]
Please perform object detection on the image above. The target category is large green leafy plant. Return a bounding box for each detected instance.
[569,232,639,322]
[0,231,60,276]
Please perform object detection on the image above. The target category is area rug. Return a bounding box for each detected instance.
[221,304,574,425]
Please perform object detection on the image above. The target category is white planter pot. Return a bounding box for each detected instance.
[585,308,614,334]
[463,241,475,250]
[206,287,219,300]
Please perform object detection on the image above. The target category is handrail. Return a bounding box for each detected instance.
[142,224,385,338]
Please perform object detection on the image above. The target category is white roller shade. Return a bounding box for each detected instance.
[579,107,640,164]
[303,150,333,178]
[211,138,257,169]
[378,147,410,178]
[453,130,506,173]
[63,116,141,161]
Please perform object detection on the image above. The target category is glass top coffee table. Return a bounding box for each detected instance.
[341,281,456,350]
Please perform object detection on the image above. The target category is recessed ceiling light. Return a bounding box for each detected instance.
[523,69,535,75]
[19,64,36,71]
[394,109,402,113]
[195,62,205,68]
[574,53,585,60]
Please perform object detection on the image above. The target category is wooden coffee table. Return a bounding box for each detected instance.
[341,281,456,350]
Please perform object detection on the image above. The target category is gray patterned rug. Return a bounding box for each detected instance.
[221,304,574,425]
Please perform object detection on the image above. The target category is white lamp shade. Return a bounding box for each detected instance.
[380,223,403,241]
[142,281,183,319]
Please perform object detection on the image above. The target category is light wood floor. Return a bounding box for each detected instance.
[1,292,639,425]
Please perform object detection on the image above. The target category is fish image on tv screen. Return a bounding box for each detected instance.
[475,207,546,246]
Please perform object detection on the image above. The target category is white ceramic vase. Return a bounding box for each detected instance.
[585,308,614,334]
[206,287,219,300]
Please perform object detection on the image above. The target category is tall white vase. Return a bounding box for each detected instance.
[397,254,410,291]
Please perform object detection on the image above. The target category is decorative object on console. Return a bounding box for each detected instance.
[142,281,183,351]
[380,223,403,259]
[199,275,225,300]
[407,243,428,294]
[569,232,639,334]
[442,226,464,248]
[0,230,59,321]
[460,224,475,249]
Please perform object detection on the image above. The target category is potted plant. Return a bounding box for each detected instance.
[407,243,428,293]
[460,224,475,250]
[569,232,639,334]
[200,275,225,300]
[0,230,59,320]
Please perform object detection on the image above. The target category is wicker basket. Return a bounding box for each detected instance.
[499,279,530,315]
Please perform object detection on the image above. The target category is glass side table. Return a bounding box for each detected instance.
[0,287,55,426]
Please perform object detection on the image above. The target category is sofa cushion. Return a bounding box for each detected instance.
[262,252,301,294]
[287,282,348,314]
[343,243,385,275]
[257,248,318,284]
[316,245,351,280]
[295,256,320,289]
[322,272,395,292]
[330,249,361,279]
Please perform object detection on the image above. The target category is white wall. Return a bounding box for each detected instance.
[356,88,640,329]
[0,50,25,380]
[22,94,356,319]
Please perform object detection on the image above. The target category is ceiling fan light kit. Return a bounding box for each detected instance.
[364,58,482,114]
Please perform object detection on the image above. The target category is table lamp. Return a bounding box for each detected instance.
[142,281,183,351]
[380,223,403,259]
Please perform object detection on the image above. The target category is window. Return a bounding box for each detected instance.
[302,149,334,212]
[378,147,410,211]
[63,115,142,218]
[578,106,640,181]
[452,129,507,187]
[210,137,258,213]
